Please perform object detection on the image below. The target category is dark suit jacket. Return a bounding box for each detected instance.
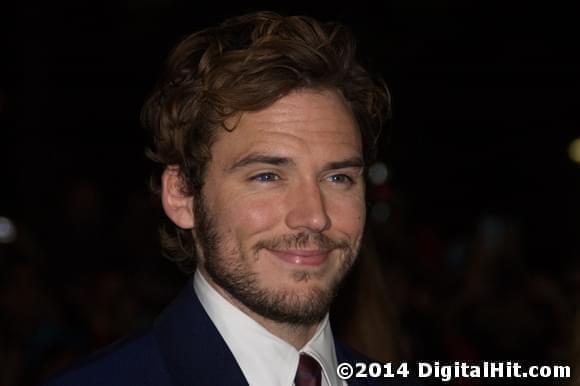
[45,277,420,386]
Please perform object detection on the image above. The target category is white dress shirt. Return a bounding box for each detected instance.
[193,270,347,386]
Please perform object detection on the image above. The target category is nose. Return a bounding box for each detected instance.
[285,181,331,233]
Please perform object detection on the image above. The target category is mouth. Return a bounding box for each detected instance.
[266,248,330,267]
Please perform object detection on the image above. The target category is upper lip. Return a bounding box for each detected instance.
[267,249,330,257]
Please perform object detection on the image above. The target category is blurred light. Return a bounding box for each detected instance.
[0,217,17,244]
[370,202,390,223]
[368,162,388,185]
[569,138,580,163]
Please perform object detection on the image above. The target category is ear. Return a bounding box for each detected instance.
[161,166,195,229]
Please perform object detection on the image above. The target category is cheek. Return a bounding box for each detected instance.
[218,195,282,243]
[328,196,366,237]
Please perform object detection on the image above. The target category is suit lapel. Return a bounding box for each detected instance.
[152,277,248,386]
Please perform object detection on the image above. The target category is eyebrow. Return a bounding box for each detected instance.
[226,153,364,173]
[324,157,364,171]
[226,154,295,172]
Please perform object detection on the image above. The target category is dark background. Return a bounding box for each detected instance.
[1,1,578,385]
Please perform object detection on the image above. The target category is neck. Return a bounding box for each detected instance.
[200,269,320,349]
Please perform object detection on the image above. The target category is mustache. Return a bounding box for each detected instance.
[253,232,351,253]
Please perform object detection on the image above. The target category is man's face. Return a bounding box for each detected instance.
[195,89,366,325]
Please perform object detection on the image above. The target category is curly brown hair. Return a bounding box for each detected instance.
[141,11,391,272]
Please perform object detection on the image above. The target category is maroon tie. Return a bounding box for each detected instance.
[294,353,322,386]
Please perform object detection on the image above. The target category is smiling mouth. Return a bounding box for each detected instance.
[266,248,330,266]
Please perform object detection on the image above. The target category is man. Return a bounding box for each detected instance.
[46,11,418,386]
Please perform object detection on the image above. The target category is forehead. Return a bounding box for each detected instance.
[213,89,361,159]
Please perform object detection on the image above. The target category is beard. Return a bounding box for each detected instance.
[193,192,359,326]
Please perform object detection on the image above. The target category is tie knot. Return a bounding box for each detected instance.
[295,353,322,386]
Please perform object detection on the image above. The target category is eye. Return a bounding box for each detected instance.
[251,172,281,183]
[327,174,354,184]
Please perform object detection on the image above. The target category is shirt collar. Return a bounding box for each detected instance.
[193,269,342,386]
